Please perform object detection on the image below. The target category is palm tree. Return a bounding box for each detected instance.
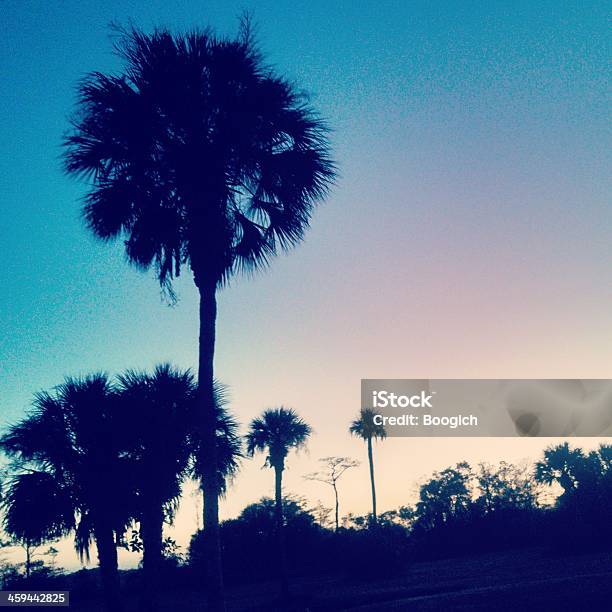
[117,367,242,611]
[350,409,387,525]
[0,375,133,611]
[62,22,335,609]
[1,471,72,579]
[246,408,311,597]
[535,442,586,500]
[117,365,197,611]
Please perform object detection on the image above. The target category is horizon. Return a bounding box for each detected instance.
[1,0,610,572]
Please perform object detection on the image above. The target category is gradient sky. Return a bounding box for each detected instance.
[1,1,610,568]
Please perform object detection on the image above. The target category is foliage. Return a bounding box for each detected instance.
[62,22,336,292]
[349,409,386,442]
[190,496,322,583]
[536,443,612,551]
[535,442,586,496]
[304,457,360,530]
[304,456,359,487]
[414,462,473,530]
[189,381,243,495]
[246,407,311,471]
[117,364,197,526]
[0,374,134,561]
[1,559,66,591]
[475,461,536,512]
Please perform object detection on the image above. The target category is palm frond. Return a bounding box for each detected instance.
[246,407,311,470]
[63,24,336,292]
[350,408,387,441]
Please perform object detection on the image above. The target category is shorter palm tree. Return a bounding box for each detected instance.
[246,408,311,597]
[118,368,242,612]
[117,365,197,612]
[0,375,133,612]
[350,409,387,525]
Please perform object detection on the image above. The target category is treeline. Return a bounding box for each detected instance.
[190,443,611,586]
[1,372,610,607]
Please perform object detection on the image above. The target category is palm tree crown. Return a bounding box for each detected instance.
[117,364,197,520]
[246,407,311,471]
[535,442,585,493]
[63,24,336,291]
[350,408,387,442]
[1,471,73,547]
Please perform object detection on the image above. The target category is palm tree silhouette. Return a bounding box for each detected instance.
[246,407,311,598]
[350,408,387,525]
[117,365,197,611]
[1,471,72,579]
[62,23,335,609]
[535,442,586,500]
[0,375,133,611]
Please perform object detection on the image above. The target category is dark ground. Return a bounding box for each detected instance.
[70,548,612,611]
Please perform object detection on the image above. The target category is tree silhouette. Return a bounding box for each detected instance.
[246,408,311,598]
[0,375,133,611]
[117,364,197,612]
[350,409,386,524]
[304,457,359,530]
[475,461,535,513]
[535,442,586,502]
[1,472,71,579]
[62,22,335,609]
[415,462,473,530]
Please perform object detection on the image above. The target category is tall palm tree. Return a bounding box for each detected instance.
[0,375,133,611]
[246,408,311,597]
[62,23,335,609]
[350,409,387,525]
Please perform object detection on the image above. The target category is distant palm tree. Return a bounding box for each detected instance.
[0,375,133,611]
[350,409,387,524]
[246,408,311,597]
[535,442,586,499]
[62,23,335,609]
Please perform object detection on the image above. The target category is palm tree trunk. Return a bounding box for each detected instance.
[95,526,123,612]
[197,279,225,611]
[140,506,164,611]
[25,542,31,579]
[274,466,289,599]
[333,482,339,531]
[367,436,377,525]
